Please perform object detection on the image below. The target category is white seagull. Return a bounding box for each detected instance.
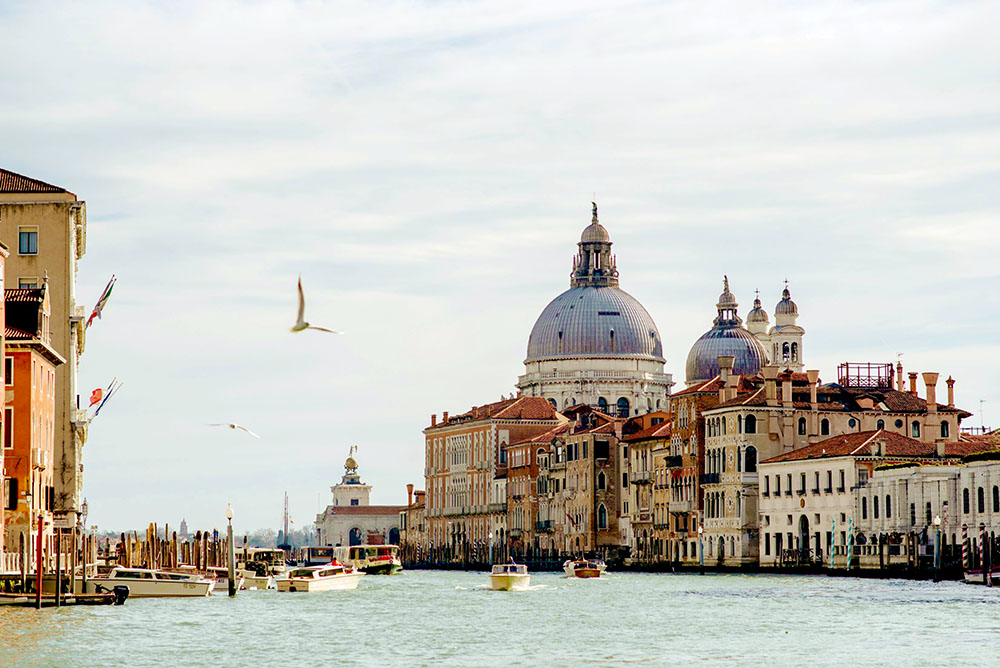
[291,276,341,334]
[208,423,261,439]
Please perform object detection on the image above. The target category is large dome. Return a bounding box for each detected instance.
[526,286,664,362]
[685,327,767,383]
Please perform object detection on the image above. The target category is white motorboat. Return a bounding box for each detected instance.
[489,563,531,591]
[88,567,214,598]
[240,569,274,590]
[332,544,404,575]
[207,567,246,593]
[276,563,365,592]
[563,559,606,578]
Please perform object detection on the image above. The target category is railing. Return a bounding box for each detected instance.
[1,552,20,574]
[630,470,654,484]
[486,503,506,514]
[669,499,692,513]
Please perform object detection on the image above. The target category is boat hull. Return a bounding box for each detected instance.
[211,576,246,593]
[361,560,403,575]
[88,578,213,598]
[242,574,274,590]
[964,569,1000,586]
[276,572,365,592]
[489,574,531,591]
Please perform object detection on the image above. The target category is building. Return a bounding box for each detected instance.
[423,396,564,561]
[746,284,805,373]
[506,423,568,559]
[701,360,973,566]
[621,411,671,561]
[315,451,403,547]
[399,484,426,561]
[517,204,673,415]
[758,430,976,568]
[2,282,65,564]
[0,168,88,526]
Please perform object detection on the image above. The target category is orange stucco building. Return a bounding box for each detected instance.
[2,282,65,563]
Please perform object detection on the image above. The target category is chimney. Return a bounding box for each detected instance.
[431,414,437,427]
[922,372,939,413]
[896,361,904,392]
[718,356,735,402]
[870,439,885,457]
[781,373,792,408]
[763,366,779,407]
[807,370,819,408]
[946,376,955,408]
[442,411,449,423]
[406,484,414,506]
[908,372,918,395]
[936,442,946,458]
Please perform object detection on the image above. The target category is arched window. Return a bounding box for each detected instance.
[940,421,949,439]
[745,446,757,473]
[876,419,885,430]
[548,398,557,409]
[874,496,880,519]
[597,504,608,529]
[978,487,985,513]
[738,415,743,433]
[597,471,606,491]
[782,342,790,361]
[597,397,608,413]
[791,342,799,362]
[862,497,868,519]
[963,488,970,514]
[798,418,806,436]
[885,495,892,519]
[722,418,727,435]
[911,421,921,438]
[993,486,999,513]
[821,419,830,436]
[616,397,630,418]
[745,415,757,434]
[737,447,742,472]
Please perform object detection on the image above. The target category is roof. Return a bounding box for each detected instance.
[509,423,571,448]
[322,505,405,515]
[5,288,44,303]
[428,396,559,429]
[4,325,34,340]
[622,420,671,442]
[0,168,67,194]
[761,430,971,464]
[709,382,971,417]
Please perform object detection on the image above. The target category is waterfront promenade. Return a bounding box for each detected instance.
[2,571,997,667]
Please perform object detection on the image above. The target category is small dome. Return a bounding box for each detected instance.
[717,276,737,308]
[775,286,798,316]
[746,294,769,324]
[581,221,610,244]
[345,456,358,470]
[686,327,767,383]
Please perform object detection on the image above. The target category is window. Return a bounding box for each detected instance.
[597,397,608,412]
[745,447,757,473]
[799,473,806,495]
[838,470,845,493]
[798,418,806,436]
[940,421,949,439]
[910,503,916,526]
[821,419,830,436]
[874,496,879,519]
[4,358,11,386]
[616,397,630,418]
[763,475,770,496]
[745,415,757,434]
[911,421,921,438]
[350,499,359,506]
[963,488,970,514]
[876,419,885,430]
[765,533,770,556]
[785,474,792,496]
[848,418,856,428]
[4,477,16,510]
[3,408,11,449]
[18,227,38,255]
[926,502,932,525]
[775,475,781,496]
[885,495,891,519]
[977,487,985,514]
[895,419,903,429]
[622,472,628,488]
[825,470,832,493]
[994,486,1000,513]
[597,504,608,529]
[862,497,868,519]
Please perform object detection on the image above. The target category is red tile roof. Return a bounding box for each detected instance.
[761,430,970,463]
[623,420,672,442]
[4,325,34,340]
[0,168,67,193]
[509,423,570,447]
[427,396,559,429]
[5,288,44,303]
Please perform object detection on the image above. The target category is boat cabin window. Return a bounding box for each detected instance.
[289,569,315,578]
[116,570,153,579]
[157,573,191,581]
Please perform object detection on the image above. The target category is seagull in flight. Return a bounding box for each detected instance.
[208,423,261,439]
[292,276,341,334]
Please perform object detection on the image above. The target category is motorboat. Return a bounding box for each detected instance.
[88,567,214,598]
[276,562,365,592]
[207,567,246,593]
[563,558,606,579]
[489,563,531,591]
[239,569,274,590]
[333,544,403,575]
[964,568,1000,586]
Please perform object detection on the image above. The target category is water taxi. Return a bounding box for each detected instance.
[489,563,531,591]
[275,563,365,592]
[242,548,287,576]
[563,558,606,578]
[333,544,403,575]
[88,567,214,598]
[239,568,274,590]
[207,567,245,593]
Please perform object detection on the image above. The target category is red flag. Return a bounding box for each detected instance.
[89,388,103,407]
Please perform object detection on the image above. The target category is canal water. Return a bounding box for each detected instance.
[2,571,999,666]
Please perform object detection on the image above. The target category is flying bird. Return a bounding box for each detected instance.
[209,423,261,439]
[291,276,341,334]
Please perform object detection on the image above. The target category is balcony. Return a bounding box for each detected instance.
[509,529,523,539]
[699,473,719,485]
[535,520,554,533]
[486,503,506,514]
[669,499,692,513]
[630,470,654,484]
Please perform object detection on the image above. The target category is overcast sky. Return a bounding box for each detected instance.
[1,0,997,534]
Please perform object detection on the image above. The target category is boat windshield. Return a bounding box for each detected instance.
[289,569,316,578]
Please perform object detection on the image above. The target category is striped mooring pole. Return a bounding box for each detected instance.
[962,523,968,569]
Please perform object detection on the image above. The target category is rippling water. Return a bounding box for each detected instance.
[3,571,999,666]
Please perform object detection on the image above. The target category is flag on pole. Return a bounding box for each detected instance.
[86,275,117,328]
[93,378,124,417]
[89,388,103,407]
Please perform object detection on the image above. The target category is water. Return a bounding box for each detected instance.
[2,571,999,667]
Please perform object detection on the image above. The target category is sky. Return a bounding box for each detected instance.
[0,0,998,534]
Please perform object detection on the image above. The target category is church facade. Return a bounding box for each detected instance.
[315,451,404,547]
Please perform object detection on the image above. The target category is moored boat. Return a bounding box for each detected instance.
[275,563,365,592]
[563,558,606,578]
[963,568,1000,586]
[88,567,214,598]
[207,566,246,593]
[489,563,531,591]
